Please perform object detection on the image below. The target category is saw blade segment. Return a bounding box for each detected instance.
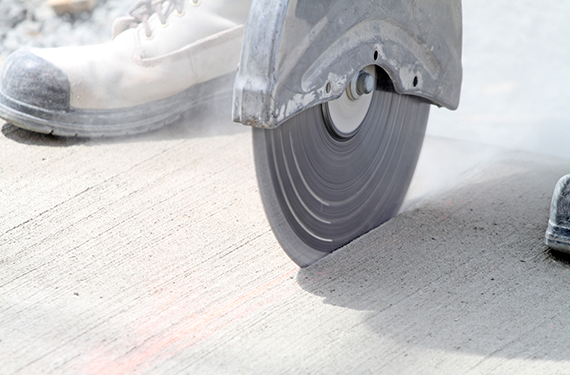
[253,67,430,267]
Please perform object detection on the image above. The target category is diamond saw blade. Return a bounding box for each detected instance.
[253,68,430,267]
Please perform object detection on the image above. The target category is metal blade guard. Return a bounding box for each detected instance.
[233,0,463,129]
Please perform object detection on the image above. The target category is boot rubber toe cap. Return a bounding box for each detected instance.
[1,49,70,111]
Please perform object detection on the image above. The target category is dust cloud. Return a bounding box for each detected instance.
[404,1,570,208]
[113,1,570,204]
[428,1,570,160]
[1,1,567,194]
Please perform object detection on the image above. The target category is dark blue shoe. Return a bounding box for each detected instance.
[546,175,570,252]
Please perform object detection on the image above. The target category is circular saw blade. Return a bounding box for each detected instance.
[253,68,431,267]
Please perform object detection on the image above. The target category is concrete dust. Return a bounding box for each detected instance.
[403,136,504,211]
[134,73,246,142]
[407,1,570,212]
[428,0,570,160]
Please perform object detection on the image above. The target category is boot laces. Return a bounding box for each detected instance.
[128,0,186,37]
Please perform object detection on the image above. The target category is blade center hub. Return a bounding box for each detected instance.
[322,66,376,139]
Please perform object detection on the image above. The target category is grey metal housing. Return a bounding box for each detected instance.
[233,0,462,129]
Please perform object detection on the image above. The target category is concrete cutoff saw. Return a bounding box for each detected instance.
[0,0,462,268]
[234,0,463,267]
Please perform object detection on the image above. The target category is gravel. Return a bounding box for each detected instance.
[0,0,132,63]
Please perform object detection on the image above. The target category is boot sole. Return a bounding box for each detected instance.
[545,221,570,253]
[0,72,234,137]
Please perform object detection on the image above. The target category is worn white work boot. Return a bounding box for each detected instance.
[0,0,251,137]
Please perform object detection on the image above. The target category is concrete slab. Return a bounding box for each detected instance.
[1,1,570,374]
[1,92,569,373]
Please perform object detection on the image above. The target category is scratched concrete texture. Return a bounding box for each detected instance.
[1,95,570,374]
[2,0,570,374]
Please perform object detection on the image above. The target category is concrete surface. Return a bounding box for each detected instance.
[2,1,570,374]
[1,89,570,374]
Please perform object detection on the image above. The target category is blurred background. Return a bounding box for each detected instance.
[0,0,128,60]
[430,1,570,159]
[0,0,568,159]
